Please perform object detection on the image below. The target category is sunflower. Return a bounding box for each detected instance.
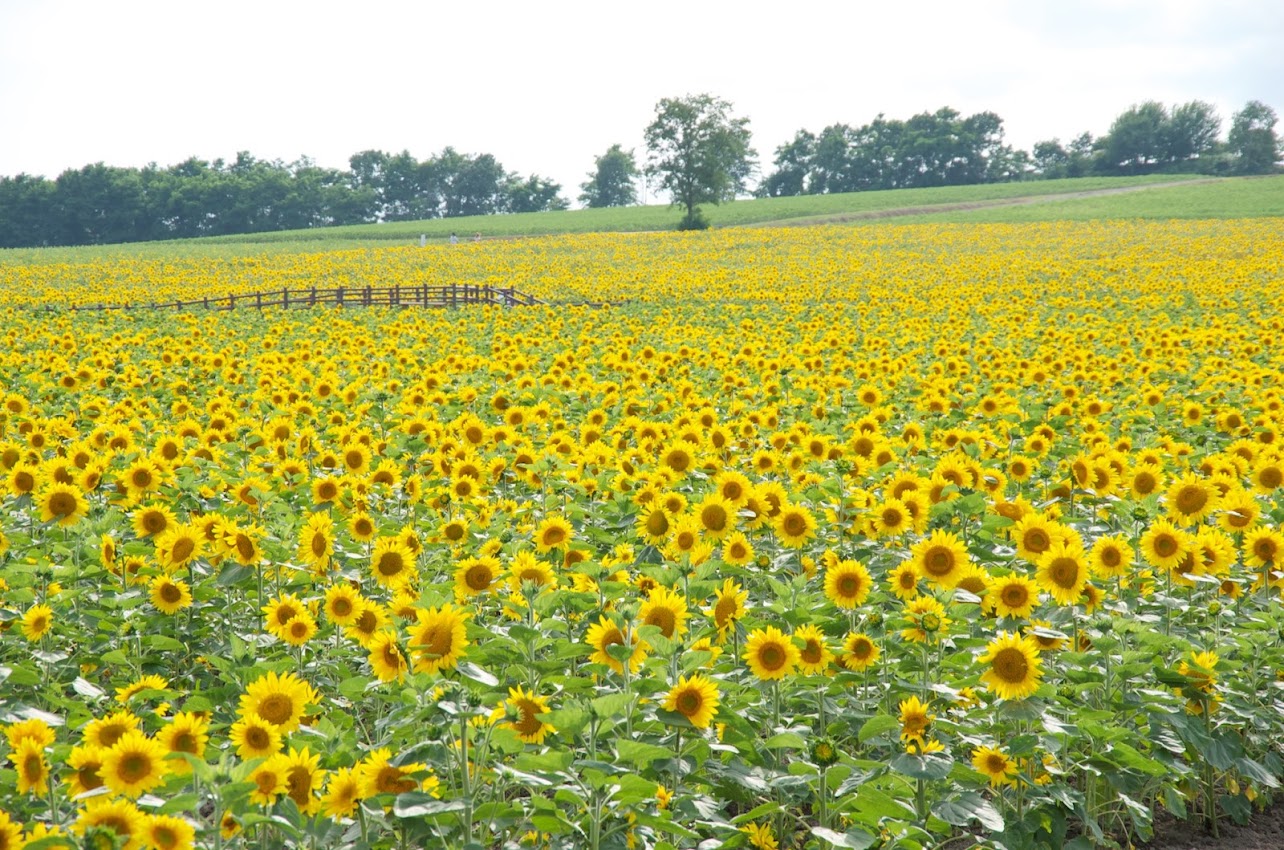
[121,457,163,498]
[898,695,933,747]
[693,493,737,541]
[408,604,469,675]
[454,556,501,597]
[155,712,208,775]
[508,550,557,594]
[1128,463,1165,499]
[143,814,195,850]
[311,476,341,505]
[238,670,319,732]
[660,442,695,475]
[1035,541,1088,605]
[6,717,55,750]
[774,503,817,548]
[1216,489,1259,533]
[840,632,880,671]
[74,798,147,850]
[321,766,364,819]
[369,537,416,589]
[1244,526,1284,569]
[741,822,778,850]
[248,760,288,806]
[662,674,720,729]
[902,595,951,643]
[584,615,647,674]
[979,632,1043,701]
[20,603,53,641]
[868,497,912,538]
[1089,536,1133,579]
[357,748,429,797]
[229,716,283,760]
[972,745,1018,787]
[132,503,176,538]
[1177,649,1219,695]
[65,743,107,798]
[1165,472,1218,526]
[0,812,21,850]
[638,585,690,640]
[83,711,141,749]
[6,462,38,497]
[793,624,834,675]
[13,737,49,794]
[155,524,202,571]
[345,601,389,646]
[503,686,556,744]
[708,578,747,635]
[911,530,970,589]
[988,574,1039,619]
[37,482,89,527]
[1251,459,1283,494]
[101,731,169,798]
[823,559,872,609]
[263,593,306,636]
[280,612,318,647]
[887,562,920,600]
[348,512,376,542]
[636,505,674,544]
[1011,514,1065,563]
[743,626,800,680]
[323,584,363,626]
[714,470,752,506]
[366,631,408,683]
[1139,518,1191,570]
[270,746,325,816]
[114,674,168,704]
[439,517,470,546]
[534,515,573,553]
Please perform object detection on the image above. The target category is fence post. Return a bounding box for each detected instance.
[256,292,262,309]
[337,287,344,306]
[394,284,400,307]
[311,286,317,307]
[283,288,289,308]
[203,296,209,309]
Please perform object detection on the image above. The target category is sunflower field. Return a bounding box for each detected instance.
[2,220,1284,850]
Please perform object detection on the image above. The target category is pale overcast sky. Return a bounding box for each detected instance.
[1,0,1280,205]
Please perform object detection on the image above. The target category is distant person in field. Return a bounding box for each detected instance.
[474,232,482,242]
[450,232,458,245]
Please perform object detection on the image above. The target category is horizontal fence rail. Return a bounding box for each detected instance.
[30,283,549,313]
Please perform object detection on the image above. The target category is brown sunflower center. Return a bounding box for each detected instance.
[256,694,294,726]
[992,647,1030,683]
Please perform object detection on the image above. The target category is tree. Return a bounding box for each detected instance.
[644,94,755,229]
[1163,100,1220,163]
[579,145,639,207]
[1228,100,1281,174]
[1102,102,1168,174]
[505,175,568,213]
[757,131,814,197]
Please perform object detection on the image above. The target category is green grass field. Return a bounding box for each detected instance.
[899,174,1284,224]
[2,174,1279,265]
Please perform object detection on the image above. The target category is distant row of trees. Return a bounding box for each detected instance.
[0,149,567,248]
[758,100,1281,197]
[1,98,1279,246]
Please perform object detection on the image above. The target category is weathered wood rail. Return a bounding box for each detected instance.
[35,283,547,313]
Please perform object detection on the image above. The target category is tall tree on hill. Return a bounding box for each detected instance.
[1102,101,1168,174]
[644,94,755,230]
[1228,100,1281,174]
[579,144,640,208]
[1163,100,1221,163]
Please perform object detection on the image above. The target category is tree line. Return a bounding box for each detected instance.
[0,148,567,248]
[759,99,1281,197]
[0,97,1278,246]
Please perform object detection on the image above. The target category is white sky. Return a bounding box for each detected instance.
[1,0,1281,206]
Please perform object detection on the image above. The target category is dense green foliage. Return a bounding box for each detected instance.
[644,94,756,229]
[580,145,641,208]
[0,148,567,249]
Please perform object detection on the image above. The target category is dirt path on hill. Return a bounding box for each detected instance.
[746,178,1224,228]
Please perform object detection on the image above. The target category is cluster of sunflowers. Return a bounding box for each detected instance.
[1,218,1284,850]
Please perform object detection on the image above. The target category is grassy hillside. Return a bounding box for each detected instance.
[191,174,1198,247]
[898,174,1284,224]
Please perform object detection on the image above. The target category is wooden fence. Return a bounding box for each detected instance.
[36,283,547,313]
